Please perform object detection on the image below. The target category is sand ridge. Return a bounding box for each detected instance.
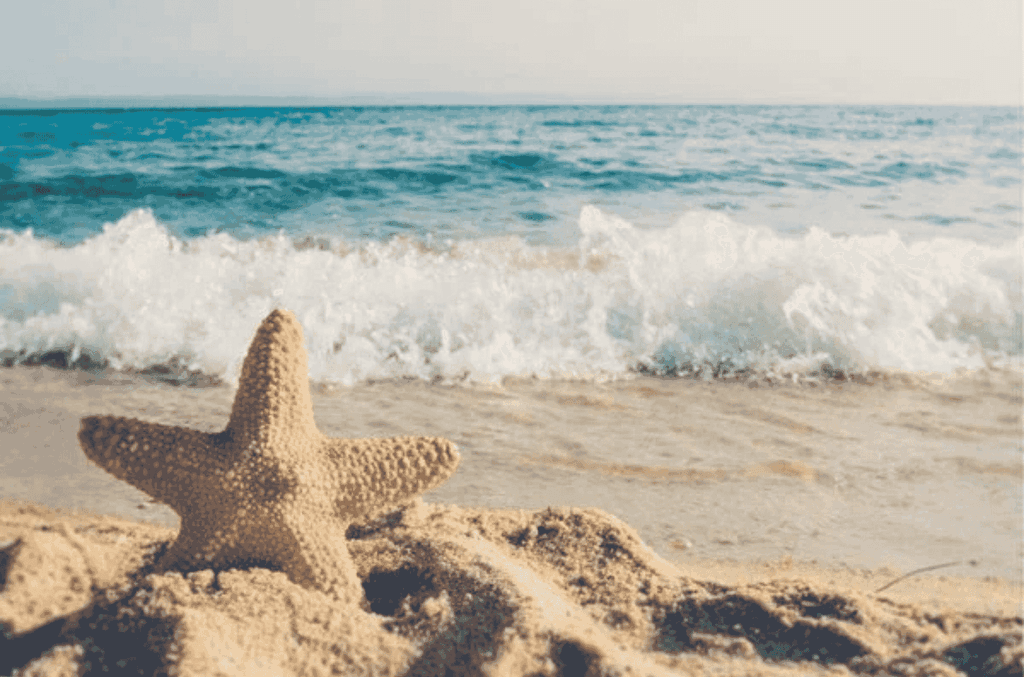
[1,499,1020,677]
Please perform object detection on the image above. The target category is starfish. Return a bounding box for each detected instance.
[78,309,460,602]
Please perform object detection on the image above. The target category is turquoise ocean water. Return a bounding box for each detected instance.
[0,105,1020,384]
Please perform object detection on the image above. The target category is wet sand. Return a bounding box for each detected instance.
[1,365,1020,578]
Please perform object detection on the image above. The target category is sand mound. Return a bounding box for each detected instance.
[1,499,1020,677]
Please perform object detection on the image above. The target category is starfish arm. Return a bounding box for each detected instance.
[78,416,231,513]
[227,309,318,447]
[323,435,460,520]
[278,511,364,602]
[158,508,244,574]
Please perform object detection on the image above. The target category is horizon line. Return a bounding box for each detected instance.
[1,94,1019,110]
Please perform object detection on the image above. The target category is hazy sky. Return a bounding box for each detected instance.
[4,0,1021,105]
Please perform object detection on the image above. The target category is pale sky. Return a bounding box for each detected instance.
[3,0,1022,105]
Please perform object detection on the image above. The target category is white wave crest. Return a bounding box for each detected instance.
[0,207,1019,384]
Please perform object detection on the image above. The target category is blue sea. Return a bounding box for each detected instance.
[0,105,1020,385]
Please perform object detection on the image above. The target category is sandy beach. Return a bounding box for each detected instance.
[1,364,1021,675]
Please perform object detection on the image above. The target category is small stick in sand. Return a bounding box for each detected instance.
[874,559,980,594]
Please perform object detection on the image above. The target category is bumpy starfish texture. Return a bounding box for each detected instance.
[78,309,460,602]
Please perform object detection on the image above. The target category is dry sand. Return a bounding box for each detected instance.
[0,365,1021,675]
[1,499,1021,676]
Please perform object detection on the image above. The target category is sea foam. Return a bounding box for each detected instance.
[0,208,1019,385]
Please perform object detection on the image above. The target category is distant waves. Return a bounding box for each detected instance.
[1,105,1020,245]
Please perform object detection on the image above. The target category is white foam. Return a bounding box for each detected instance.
[0,207,1019,385]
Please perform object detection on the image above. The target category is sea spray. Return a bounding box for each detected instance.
[1,207,1019,384]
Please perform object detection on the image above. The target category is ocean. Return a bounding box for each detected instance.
[0,105,1020,385]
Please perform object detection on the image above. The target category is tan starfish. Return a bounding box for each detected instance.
[78,309,460,602]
